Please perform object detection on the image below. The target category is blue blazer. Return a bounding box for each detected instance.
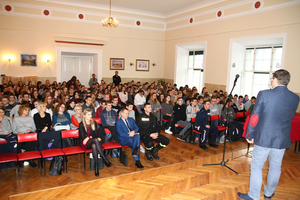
[116,117,139,141]
[245,86,299,149]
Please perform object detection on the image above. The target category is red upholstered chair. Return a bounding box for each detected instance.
[17,133,42,179]
[245,112,250,117]
[0,138,18,179]
[93,118,101,125]
[235,112,245,124]
[210,115,226,131]
[61,130,85,173]
[191,117,203,135]
[40,134,64,176]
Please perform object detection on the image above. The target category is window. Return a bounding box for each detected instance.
[243,46,282,97]
[187,51,204,91]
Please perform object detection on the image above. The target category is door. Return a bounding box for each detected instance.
[62,56,92,87]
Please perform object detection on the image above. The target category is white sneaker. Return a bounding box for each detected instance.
[139,145,145,153]
[165,128,173,134]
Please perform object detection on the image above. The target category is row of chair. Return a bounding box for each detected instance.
[0,129,124,180]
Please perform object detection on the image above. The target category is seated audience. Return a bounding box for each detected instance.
[116,108,143,168]
[161,95,173,134]
[235,95,244,111]
[221,99,244,142]
[82,96,95,117]
[71,105,82,129]
[100,101,119,143]
[79,109,112,177]
[136,103,169,161]
[134,89,146,114]
[111,96,121,115]
[148,93,161,122]
[120,102,135,120]
[244,96,256,112]
[210,95,222,126]
[52,102,71,131]
[33,102,52,132]
[194,101,219,150]
[12,104,37,167]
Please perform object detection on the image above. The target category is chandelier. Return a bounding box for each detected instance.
[102,0,118,27]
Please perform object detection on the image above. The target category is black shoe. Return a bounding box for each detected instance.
[29,160,37,168]
[132,147,138,158]
[177,135,185,142]
[151,146,160,160]
[237,192,253,200]
[135,160,144,169]
[146,150,153,161]
[264,193,275,200]
[209,144,219,148]
[94,163,99,177]
[102,157,112,167]
[200,145,208,150]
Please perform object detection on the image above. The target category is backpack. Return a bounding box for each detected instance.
[184,128,195,143]
[49,156,63,176]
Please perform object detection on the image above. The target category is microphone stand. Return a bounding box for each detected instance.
[202,76,239,175]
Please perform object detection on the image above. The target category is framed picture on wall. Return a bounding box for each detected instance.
[136,59,149,71]
[21,54,37,66]
[110,58,125,70]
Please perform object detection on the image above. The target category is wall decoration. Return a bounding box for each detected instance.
[21,54,37,66]
[136,59,149,71]
[110,58,125,70]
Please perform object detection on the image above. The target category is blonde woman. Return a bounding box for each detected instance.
[79,109,112,176]
[33,102,52,132]
[148,93,161,121]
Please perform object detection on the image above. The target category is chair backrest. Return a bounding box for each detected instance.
[210,114,219,121]
[104,128,111,134]
[245,112,250,117]
[191,117,196,123]
[236,112,244,118]
[93,118,101,125]
[17,132,38,143]
[61,129,79,139]
[0,138,7,145]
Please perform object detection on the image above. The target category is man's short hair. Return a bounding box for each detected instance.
[238,95,243,99]
[126,102,134,107]
[105,101,112,106]
[251,96,256,100]
[120,108,128,113]
[177,97,183,101]
[203,100,210,105]
[144,102,151,108]
[211,95,217,100]
[273,69,291,86]
[191,97,197,102]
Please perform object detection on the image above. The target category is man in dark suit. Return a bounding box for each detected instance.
[237,69,299,200]
[116,108,144,168]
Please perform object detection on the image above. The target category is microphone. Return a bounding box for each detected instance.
[234,74,240,84]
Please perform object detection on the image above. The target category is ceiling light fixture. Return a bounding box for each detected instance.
[102,0,118,27]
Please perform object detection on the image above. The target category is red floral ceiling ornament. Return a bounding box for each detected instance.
[254,1,261,9]
[5,5,12,12]
[43,10,50,16]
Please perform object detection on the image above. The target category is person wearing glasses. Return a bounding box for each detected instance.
[237,69,299,200]
[52,102,71,132]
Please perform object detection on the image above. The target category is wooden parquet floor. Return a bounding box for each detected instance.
[1,131,300,200]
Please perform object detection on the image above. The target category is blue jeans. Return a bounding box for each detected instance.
[248,145,285,200]
[135,105,144,114]
[177,121,191,136]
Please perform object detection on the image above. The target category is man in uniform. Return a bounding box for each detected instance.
[136,103,170,161]
[194,101,219,150]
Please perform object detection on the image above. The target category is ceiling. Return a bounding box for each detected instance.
[38,0,226,17]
